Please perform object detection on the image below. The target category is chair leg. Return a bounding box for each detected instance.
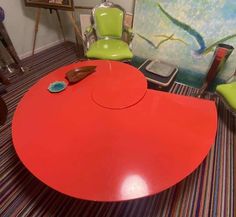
[0,96,8,125]
[56,9,66,42]
[0,71,10,85]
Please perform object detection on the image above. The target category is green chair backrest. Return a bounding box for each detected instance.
[94,7,124,39]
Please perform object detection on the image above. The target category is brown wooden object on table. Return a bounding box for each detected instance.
[65,65,96,84]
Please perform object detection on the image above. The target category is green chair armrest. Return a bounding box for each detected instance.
[123,26,134,44]
[84,25,96,50]
[85,26,93,35]
[124,27,132,34]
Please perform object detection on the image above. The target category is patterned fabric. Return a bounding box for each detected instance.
[0,42,235,217]
[0,7,4,22]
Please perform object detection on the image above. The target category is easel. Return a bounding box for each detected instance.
[31,5,97,57]
[32,8,66,55]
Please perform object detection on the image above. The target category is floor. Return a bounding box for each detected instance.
[0,42,235,217]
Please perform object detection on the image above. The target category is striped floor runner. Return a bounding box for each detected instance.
[0,42,235,217]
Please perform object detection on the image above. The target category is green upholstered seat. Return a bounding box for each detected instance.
[86,39,133,60]
[216,82,236,112]
[84,2,133,61]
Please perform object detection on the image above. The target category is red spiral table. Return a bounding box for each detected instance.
[12,60,217,201]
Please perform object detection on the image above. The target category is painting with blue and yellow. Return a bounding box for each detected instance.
[133,0,236,87]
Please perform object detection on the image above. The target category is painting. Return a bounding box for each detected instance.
[133,0,236,86]
[24,0,74,10]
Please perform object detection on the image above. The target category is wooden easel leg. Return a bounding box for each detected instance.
[67,11,83,42]
[32,8,41,55]
[67,11,84,57]
[71,12,79,44]
[71,11,80,56]
[56,9,66,42]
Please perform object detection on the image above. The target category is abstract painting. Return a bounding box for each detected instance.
[133,0,236,85]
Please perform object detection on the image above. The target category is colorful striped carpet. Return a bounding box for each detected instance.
[0,42,235,217]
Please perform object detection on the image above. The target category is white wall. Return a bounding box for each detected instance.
[1,0,72,58]
[0,0,135,58]
[74,0,135,13]
[109,0,135,13]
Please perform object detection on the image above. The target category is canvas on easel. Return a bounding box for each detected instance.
[24,0,74,11]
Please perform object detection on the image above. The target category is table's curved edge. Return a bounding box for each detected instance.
[11,60,218,202]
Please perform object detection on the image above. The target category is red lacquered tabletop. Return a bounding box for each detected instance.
[12,60,217,202]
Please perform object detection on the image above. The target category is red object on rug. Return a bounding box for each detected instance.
[12,60,217,201]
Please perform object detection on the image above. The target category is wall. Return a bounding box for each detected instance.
[1,0,135,59]
[74,0,135,13]
[1,0,72,58]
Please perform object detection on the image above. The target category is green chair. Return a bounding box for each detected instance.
[84,1,133,61]
[216,81,236,116]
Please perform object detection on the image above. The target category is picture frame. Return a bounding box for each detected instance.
[24,0,74,11]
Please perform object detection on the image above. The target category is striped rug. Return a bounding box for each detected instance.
[0,42,235,217]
